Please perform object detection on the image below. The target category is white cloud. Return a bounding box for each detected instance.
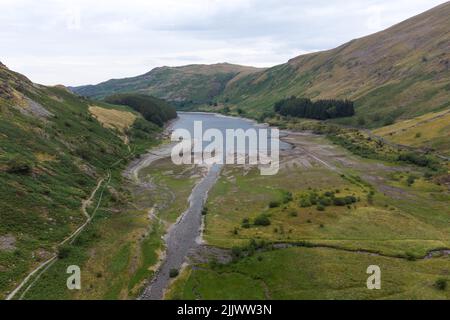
[0,0,447,85]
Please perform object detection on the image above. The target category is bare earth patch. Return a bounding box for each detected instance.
[14,97,53,120]
[0,235,16,251]
[89,106,137,142]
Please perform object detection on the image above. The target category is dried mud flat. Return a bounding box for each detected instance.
[279,131,411,199]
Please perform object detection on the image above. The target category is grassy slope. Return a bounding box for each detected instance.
[72,63,264,105]
[21,158,201,300]
[0,64,161,299]
[220,2,450,127]
[373,109,450,156]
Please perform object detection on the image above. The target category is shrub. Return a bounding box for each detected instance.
[316,205,326,211]
[58,246,72,259]
[201,207,208,216]
[318,197,332,206]
[241,218,251,229]
[333,197,347,206]
[6,156,34,175]
[254,214,271,227]
[300,198,312,208]
[434,278,447,291]
[398,152,439,170]
[231,246,243,260]
[169,269,179,278]
[269,201,280,208]
[407,175,417,186]
[281,191,293,203]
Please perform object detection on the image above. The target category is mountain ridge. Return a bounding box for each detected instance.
[221,1,450,126]
[72,2,450,127]
[71,63,264,106]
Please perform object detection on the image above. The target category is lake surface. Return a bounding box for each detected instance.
[172,112,291,154]
[140,112,289,300]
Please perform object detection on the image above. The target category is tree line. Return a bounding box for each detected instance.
[105,93,177,127]
[274,96,355,120]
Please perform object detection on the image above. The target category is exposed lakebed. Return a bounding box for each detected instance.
[128,112,290,300]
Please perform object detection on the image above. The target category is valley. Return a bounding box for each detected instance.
[165,126,450,300]
[1,1,450,302]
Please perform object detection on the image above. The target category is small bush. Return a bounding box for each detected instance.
[281,191,293,204]
[269,201,280,208]
[254,214,271,227]
[231,246,243,260]
[169,269,179,278]
[58,246,72,259]
[300,198,312,208]
[407,175,417,186]
[434,278,447,291]
[318,197,332,206]
[316,205,326,211]
[333,197,347,206]
[241,218,251,229]
[6,156,34,175]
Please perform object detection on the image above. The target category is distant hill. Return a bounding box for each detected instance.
[71,3,450,128]
[0,63,162,299]
[71,63,264,107]
[221,2,450,127]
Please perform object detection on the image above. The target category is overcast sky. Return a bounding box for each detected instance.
[0,0,447,86]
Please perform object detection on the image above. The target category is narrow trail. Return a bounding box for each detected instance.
[6,173,110,300]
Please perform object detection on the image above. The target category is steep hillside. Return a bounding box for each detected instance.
[72,63,263,107]
[0,63,164,298]
[221,2,450,127]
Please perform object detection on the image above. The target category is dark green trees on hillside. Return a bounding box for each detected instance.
[274,96,355,120]
[105,94,177,127]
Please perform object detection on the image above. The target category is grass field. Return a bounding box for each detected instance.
[167,132,450,299]
[167,247,450,300]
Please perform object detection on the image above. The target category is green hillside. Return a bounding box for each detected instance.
[72,63,263,107]
[220,2,450,127]
[72,3,450,128]
[0,63,168,298]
